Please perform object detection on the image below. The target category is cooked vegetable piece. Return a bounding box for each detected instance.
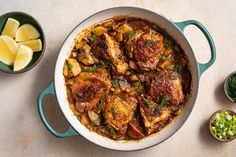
[118,24,132,33]
[159,59,173,69]
[78,49,95,66]
[88,110,101,126]
[75,40,85,49]
[63,62,69,76]
[92,26,107,36]
[67,58,81,76]
[117,32,123,42]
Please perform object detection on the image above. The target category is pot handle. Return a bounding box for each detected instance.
[174,20,216,76]
[37,82,78,138]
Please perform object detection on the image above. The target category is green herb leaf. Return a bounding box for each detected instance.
[95,92,106,111]
[128,31,134,40]
[111,80,120,89]
[89,33,97,42]
[144,39,155,47]
[159,96,169,110]
[133,81,143,94]
[67,63,73,70]
[228,76,236,101]
[109,128,116,137]
[111,107,117,117]
[173,63,182,72]
[86,64,97,72]
[96,102,103,110]
[159,55,167,62]
[143,101,150,108]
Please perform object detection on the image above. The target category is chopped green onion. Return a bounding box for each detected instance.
[86,64,97,72]
[109,128,116,137]
[159,55,167,62]
[143,101,150,108]
[134,81,143,94]
[128,31,134,40]
[144,39,155,47]
[89,33,96,42]
[111,107,117,117]
[159,96,169,110]
[173,63,182,72]
[67,63,73,70]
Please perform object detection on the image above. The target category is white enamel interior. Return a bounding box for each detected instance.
[54,7,199,151]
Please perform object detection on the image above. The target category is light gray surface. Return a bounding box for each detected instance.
[0,0,236,156]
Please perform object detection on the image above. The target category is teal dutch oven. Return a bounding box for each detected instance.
[37,7,216,151]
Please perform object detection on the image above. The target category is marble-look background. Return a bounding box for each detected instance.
[0,0,236,156]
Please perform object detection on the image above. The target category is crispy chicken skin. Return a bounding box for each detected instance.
[148,71,184,105]
[126,30,164,71]
[139,96,171,135]
[91,33,128,74]
[67,68,111,112]
[103,95,137,134]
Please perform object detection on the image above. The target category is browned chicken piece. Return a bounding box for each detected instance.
[103,95,137,135]
[126,30,164,71]
[91,33,128,74]
[66,68,111,112]
[139,96,171,135]
[148,71,184,105]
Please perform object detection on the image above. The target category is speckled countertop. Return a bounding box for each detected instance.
[0,0,236,156]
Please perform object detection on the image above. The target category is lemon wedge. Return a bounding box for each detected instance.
[0,35,18,65]
[18,39,42,52]
[13,45,33,71]
[1,18,20,38]
[15,24,40,42]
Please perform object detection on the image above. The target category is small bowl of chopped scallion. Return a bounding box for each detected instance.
[209,109,236,142]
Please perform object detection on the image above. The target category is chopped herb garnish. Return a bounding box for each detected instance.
[89,33,97,42]
[227,76,236,101]
[96,102,103,110]
[86,64,97,72]
[134,81,143,94]
[95,92,106,110]
[111,80,120,89]
[159,55,167,62]
[159,96,169,110]
[144,39,155,47]
[67,63,73,70]
[173,64,182,72]
[143,101,150,108]
[134,108,139,117]
[111,107,117,117]
[109,128,116,137]
[128,31,134,40]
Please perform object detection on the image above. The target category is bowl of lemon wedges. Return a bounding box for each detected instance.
[0,12,45,73]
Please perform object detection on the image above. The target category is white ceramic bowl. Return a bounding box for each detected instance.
[38,7,216,151]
